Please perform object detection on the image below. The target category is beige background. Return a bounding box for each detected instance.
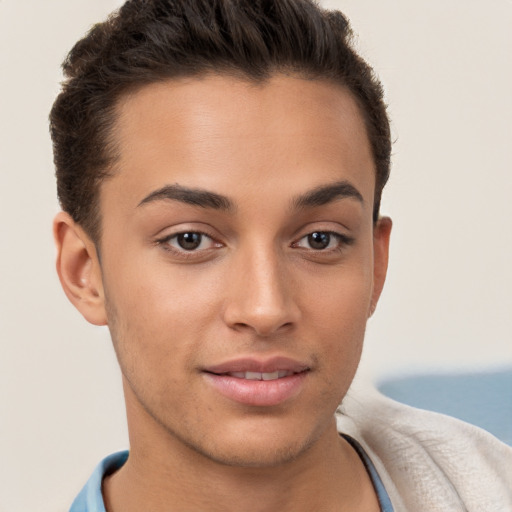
[0,1,510,510]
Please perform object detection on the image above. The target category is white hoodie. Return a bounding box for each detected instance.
[337,388,512,512]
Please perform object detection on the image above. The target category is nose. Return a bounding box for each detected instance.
[222,246,300,337]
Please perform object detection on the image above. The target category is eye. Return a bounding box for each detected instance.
[293,231,351,251]
[161,232,219,252]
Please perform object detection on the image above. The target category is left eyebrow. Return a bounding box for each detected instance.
[292,180,364,210]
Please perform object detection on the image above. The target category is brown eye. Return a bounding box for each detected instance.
[176,232,203,250]
[293,231,353,252]
[162,231,219,252]
[307,232,331,250]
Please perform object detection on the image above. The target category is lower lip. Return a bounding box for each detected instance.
[203,372,308,407]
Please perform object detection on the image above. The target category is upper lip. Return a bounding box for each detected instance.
[203,356,310,375]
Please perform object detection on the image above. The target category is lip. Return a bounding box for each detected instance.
[203,356,310,375]
[202,356,310,407]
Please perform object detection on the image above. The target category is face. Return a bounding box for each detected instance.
[63,74,390,468]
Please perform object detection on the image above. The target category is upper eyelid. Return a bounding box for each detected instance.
[159,230,213,241]
[290,219,351,237]
[293,229,351,242]
[159,231,220,247]
[155,224,219,241]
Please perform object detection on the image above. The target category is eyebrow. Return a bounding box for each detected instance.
[137,180,363,212]
[138,184,234,211]
[292,181,364,209]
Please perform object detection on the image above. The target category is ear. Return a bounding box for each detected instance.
[53,211,107,326]
[369,216,392,317]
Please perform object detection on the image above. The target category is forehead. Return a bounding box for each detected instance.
[106,74,375,211]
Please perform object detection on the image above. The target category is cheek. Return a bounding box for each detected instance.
[104,264,220,379]
[305,260,373,332]
[302,263,373,383]
[108,254,222,325]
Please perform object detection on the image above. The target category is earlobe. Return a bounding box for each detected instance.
[53,211,107,326]
[369,216,392,318]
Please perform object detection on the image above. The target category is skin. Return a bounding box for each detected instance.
[54,74,391,511]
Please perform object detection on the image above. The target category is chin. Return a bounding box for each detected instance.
[192,435,315,469]
[174,414,329,470]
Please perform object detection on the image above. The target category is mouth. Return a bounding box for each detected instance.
[213,370,300,381]
[203,356,310,376]
[202,357,311,407]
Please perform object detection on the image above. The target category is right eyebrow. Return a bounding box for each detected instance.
[292,180,364,210]
[137,184,234,211]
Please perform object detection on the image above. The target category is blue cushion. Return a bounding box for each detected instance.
[377,368,512,445]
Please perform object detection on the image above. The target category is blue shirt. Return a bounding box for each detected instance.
[70,438,393,511]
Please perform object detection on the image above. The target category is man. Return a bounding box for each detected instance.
[50,1,512,511]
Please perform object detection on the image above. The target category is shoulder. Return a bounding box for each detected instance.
[337,387,512,512]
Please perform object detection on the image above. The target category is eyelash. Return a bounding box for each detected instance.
[292,231,354,253]
[156,231,222,258]
[155,230,354,258]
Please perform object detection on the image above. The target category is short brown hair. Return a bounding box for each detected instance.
[50,0,391,242]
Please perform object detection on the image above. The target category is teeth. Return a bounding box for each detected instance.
[227,371,293,380]
[245,371,261,380]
